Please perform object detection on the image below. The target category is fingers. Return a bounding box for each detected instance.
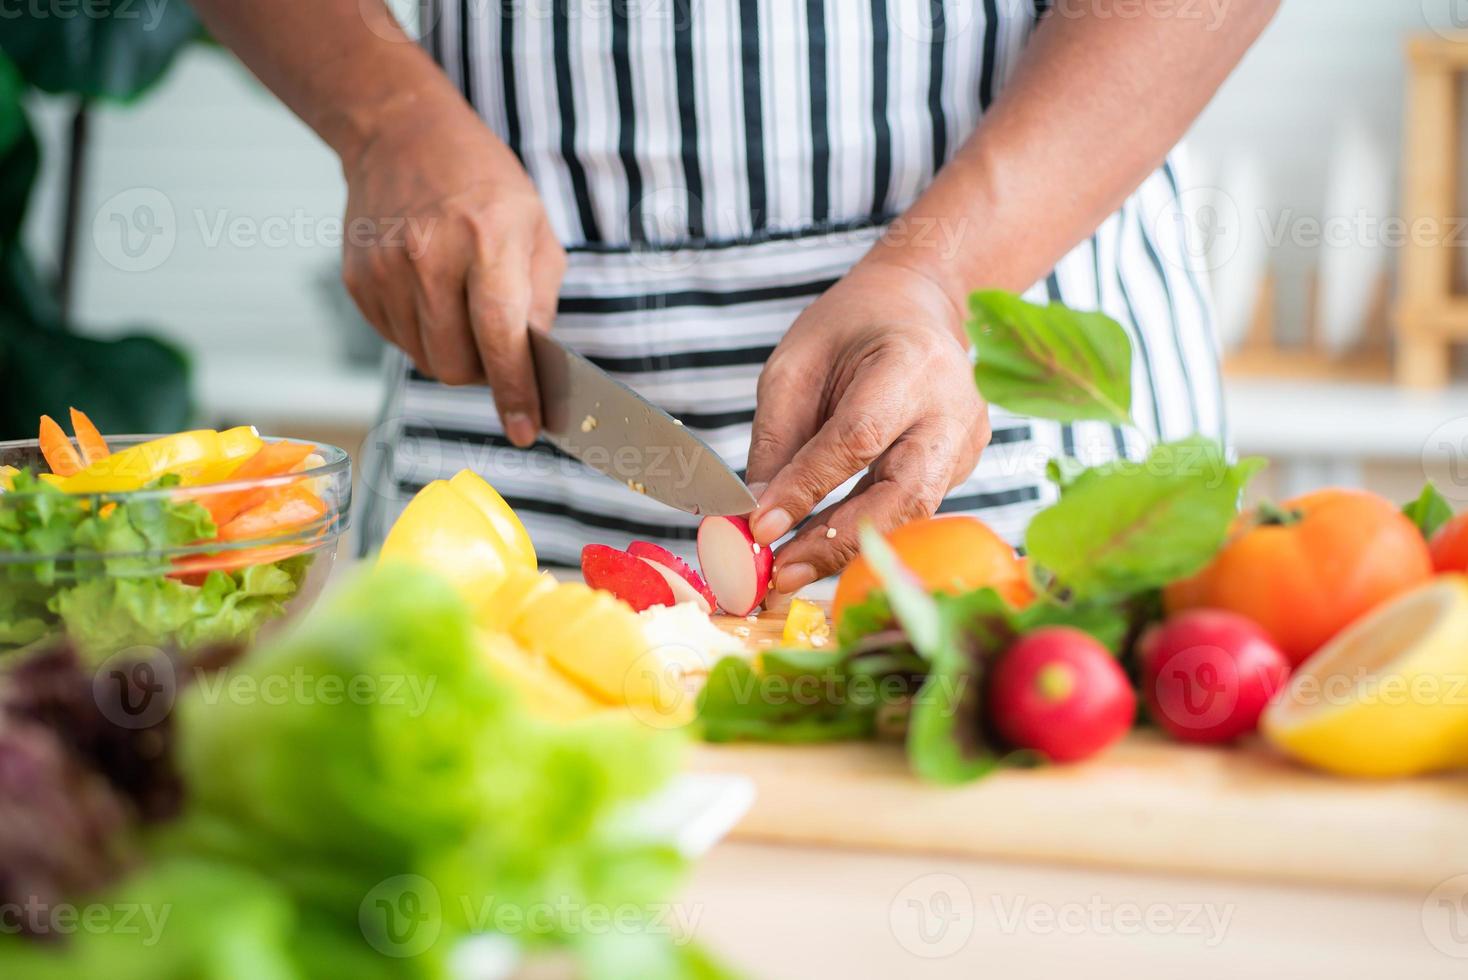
[745,345,825,502]
[749,364,910,547]
[467,250,541,447]
[770,418,972,592]
[527,226,566,332]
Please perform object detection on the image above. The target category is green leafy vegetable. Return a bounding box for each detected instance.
[0,470,307,658]
[1404,482,1454,540]
[967,290,1134,427]
[167,564,699,976]
[1025,436,1264,602]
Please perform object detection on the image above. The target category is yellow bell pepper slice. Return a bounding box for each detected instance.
[448,469,537,570]
[185,426,265,486]
[377,470,537,608]
[511,582,693,720]
[379,479,518,604]
[0,465,17,492]
[58,430,226,494]
[477,628,612,722]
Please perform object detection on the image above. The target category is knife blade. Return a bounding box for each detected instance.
[528,330,757,517]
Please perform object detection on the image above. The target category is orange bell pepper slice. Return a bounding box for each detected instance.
[68,408,111,467]
[199,441,318,525]
[38,415,84,477]
[217,484,328,542]
[169,542,313,584]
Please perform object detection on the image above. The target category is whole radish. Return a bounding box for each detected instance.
[1139,609,1289,744]
[988,627,1135,763]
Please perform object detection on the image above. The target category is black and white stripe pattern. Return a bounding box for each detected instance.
[362,1,1224,566]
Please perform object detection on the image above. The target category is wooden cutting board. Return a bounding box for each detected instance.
[700,603,1468,891]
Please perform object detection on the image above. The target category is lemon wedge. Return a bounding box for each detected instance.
[1262,575,1468,777]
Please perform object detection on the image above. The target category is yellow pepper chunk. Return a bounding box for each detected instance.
[0,465,17,492]
[782,597,831,648]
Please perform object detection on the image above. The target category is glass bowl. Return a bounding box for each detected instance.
[0,435,351,660]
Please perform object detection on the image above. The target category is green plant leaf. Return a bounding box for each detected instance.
[0,310,191,438]
[1025,436,1264,602]
[0,0,203,100]
[1404,482,1454,540]
[967,290,1134,426]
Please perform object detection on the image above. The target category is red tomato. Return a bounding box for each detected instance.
[1165,489,1432,665]
[1429,512,1468,573]
[987,627,1135,764]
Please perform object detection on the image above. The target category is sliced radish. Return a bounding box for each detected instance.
[696,516,773,617]
[580,544,675,611]
[627,541,718,613]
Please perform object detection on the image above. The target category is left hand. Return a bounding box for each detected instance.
[745,258,992,594]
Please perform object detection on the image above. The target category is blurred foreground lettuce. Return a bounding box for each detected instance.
[0,565,721,979]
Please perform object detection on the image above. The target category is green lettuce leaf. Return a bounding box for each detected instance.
[967,290,1134,426]
[1025,436,1264,602]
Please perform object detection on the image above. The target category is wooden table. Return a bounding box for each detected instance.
[681,601,1468,977]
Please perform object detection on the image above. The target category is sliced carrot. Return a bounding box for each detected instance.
[38,415,84,477]
[217,485,328,542]
[68,408,111,467]
[198,441,317,525]
[168,542,313,583]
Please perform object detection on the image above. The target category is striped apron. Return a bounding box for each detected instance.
[360,0,1224,567]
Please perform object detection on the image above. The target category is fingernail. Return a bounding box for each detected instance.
[504,412,535,447]
[747,481,768,500]
[776,562,816,595]
[751,507,792,544]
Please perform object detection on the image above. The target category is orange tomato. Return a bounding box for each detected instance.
[1429,512,1468,573]
[1164,489,1432,665]
[833,515,1031,626]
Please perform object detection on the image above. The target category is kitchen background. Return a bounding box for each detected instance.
[16,0,1468,528]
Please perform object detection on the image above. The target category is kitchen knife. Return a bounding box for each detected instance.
[528,330,757,516]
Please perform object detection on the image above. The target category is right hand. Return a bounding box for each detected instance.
[341,96,565,447]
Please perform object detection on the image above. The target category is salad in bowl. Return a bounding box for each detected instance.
[0,409,350,660]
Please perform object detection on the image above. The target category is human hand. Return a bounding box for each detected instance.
[341,97,565,446]
[745,259,991,594]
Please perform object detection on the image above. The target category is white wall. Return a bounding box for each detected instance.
[20,1,1461,368]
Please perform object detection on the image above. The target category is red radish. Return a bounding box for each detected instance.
[580,544,675,611]
[696,515,773,616]
[1139,609,1289,744]
[988,627,1135,763]
[627,541,717,612]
